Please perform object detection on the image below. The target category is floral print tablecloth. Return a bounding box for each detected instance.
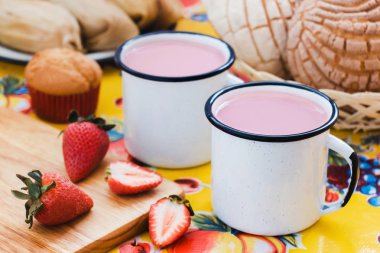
[0,0,379,252]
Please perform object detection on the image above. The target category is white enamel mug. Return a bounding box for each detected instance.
[205,82,359,235]
[115,31,236,168]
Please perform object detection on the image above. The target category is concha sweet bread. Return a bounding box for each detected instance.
[287,0,380,92]
[203,0,300,78]
[47,0,139,51]
[0,0,82,53]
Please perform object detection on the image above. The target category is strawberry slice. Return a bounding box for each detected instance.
[149,195,194,248]
[106,161,163,195]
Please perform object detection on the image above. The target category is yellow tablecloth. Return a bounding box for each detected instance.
[0,1,379,252]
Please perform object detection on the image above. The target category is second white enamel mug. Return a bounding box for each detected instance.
[115,31,236,168]
[205,82,359,235]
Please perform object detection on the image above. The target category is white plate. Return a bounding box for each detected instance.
[0,45,115,65]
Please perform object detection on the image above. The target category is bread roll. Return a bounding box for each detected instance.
[47,0,139,51]
[0,0,82,53]
[287,0,380,92]
[153,0,184,30]
[109,0,158,30]
[203,0,299,78]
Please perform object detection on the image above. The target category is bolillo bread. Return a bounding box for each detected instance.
[109,0,159,30]
[287,0,380,92]
[46,0,139,51]
[203,0,300,78]
[152,0,185,30]
[0,0,82,53]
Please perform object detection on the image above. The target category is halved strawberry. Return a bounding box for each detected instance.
[149,195,194,248]
[106,161,163,195]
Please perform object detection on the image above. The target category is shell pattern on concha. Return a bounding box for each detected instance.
[203,0,300,78]
[287,0,380,92]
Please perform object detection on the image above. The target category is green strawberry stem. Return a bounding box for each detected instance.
[67,110,116,131]
[169,195,195,216]
[11,170,56,228]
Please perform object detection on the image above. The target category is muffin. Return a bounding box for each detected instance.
[25,48,102,123]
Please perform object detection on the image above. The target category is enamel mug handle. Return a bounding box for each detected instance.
[322,135,359,214]
[227,73,244,86]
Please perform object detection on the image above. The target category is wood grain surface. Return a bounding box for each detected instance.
[0,108,183,253]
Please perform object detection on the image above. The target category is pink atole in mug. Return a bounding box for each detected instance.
[205,82,359,236]
[115,31,237,168]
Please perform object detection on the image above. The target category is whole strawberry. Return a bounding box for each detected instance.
[11,170,93,228]
[119,239,151,253]
[149,195,194,248]
[63,111,115,182]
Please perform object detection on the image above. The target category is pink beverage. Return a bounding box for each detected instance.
[215,91,330,135]
[123,39,226,77]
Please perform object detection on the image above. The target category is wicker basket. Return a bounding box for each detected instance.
[231,60,380,132]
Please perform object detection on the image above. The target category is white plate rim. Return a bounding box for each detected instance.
[0,45,115,65]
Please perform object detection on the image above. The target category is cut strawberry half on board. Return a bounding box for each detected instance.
[106,161,163,195]
[149,195,194,248]
[11,170,93,228]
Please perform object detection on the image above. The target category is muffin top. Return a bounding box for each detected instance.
[25,48,102,95]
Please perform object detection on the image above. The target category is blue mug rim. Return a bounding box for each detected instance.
[205,81,339,142]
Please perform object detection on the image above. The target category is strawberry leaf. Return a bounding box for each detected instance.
[183,199,194,216]
[25,199,33,219]
[11,190,30,200]
[102,124,116,131]
[27,170,42,183]
[84,114,96,122]
[16,174,33,187]
[41,181,56,193]
[68,110,80,123]
[169,195,195,216]
[92,117,106,125]
[28,184,41,200]
[12,170,54,228]
[67,111,116,131]
[25,199,43,229]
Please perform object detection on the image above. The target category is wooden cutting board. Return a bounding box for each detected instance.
[0,108,183,253]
